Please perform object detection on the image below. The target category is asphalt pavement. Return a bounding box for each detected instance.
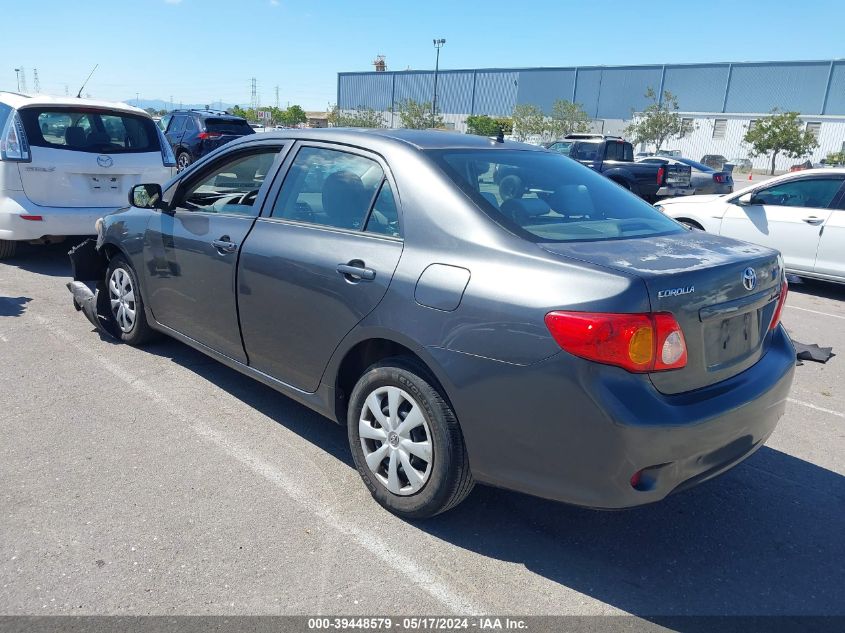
[1,242,843,619]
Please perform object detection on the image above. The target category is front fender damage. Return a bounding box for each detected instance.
[66,238,119,339]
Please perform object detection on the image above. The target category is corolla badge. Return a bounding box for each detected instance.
[658,286,695,298]
[742,267,757,291]
[96,155,113,168]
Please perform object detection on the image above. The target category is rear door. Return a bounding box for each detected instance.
[719,175,845,272]
[165,115,186,152]
[143,143,286,362]
[17,106,166,207]
[813,186,845,278]
[237,142,403,392]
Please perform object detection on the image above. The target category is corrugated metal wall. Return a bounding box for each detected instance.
[338,60,845,118]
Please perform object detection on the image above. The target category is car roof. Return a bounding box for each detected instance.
[171,109,246,121]
[0,91,150,116]
[231,127,545,152]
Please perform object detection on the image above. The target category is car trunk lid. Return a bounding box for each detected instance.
[540,232,783,394]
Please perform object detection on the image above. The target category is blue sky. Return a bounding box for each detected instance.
[3,0,844,110]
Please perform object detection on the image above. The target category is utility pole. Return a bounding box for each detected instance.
[170,95,173,111]
[136,92,140,106]
[33,68,40,94]
[19,68,27,94]
[65,84,69,96]
[14,68,21,92]
[275,85,280,109]
[432,39,446,122]
[250,77,258,111]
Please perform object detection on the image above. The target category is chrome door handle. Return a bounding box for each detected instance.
[337,262,376,281]
[212,237,238,253]
[802,216,824,225]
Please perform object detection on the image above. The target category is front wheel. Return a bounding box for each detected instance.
[106,255,157,345]
[347,358,474,519]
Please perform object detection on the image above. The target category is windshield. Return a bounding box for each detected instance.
[19,107,159,154]
[429,149,684,243]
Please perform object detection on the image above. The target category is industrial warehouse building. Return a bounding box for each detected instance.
[337,59,845,171]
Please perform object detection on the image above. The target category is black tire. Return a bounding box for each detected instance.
[0,240,16,260]
[176,151,192,172]
[105,255,157,345]
[347,357,474,519]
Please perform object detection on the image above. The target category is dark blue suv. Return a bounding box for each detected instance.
[159,109,254,172]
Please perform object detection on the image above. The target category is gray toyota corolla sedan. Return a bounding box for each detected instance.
[67,128,795,518]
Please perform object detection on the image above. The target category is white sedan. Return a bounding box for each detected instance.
[657,168,845,283]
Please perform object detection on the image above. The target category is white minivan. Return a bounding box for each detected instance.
[0,92,175,259]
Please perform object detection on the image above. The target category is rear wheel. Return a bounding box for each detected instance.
[106,255,157,345]
[347,357,474,519]
[0,240,16,260]
[176,151,192,172]
[679,219,704,231]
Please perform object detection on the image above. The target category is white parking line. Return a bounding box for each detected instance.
[32,313,483,615]
[785,305,845,320]
[787,397,845,419]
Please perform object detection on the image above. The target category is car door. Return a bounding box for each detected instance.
[719,175,845,272]
[237,142,404,392]
[142,143,287,362]
[813,186,845,278]
[164,115,186,153]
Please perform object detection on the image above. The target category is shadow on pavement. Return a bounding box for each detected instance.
[0,295,32,317]
[129,336,845,618]
[788,276,845,301]
[1,240,85,278]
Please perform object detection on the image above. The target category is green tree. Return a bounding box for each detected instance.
[825,150,845,166]
[465,115,513,137]
[548,99,591,139]
[744,110,819,175]
[624,88,692,151]
[282,105,307,126]
[398,99,444,129]
[327,105,385,128]
[511,104,546,142]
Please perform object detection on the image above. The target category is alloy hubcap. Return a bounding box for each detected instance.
[359,386,433,496]
[108,268,136,333]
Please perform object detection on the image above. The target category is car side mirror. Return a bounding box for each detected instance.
[130,183,165,210]
[737,192,754,205]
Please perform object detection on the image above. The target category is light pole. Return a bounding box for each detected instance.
[14,68,21,92]
[432,38,446,122]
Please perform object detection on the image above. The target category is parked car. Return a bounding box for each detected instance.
[638,156,733,194]
[730,157,753,172]
[655,149,682,158]
[701,154,729,170]
[545,135,693,200]
[0,92,174,259]
[159,109,254,172]
[68,129,794,518]
[790,160,813,172]
[657,168,845,283]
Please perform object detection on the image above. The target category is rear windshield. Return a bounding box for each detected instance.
[677,157,714,172]
[205,118,255,135]
[19,107,159,154]
[429,149,684,243]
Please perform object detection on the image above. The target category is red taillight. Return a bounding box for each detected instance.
[769,280,788,331]
[713,174,725,183]
[544,311,687,373]
[197,132,222,140]
[20,214,43,221]
[656,166,665,184]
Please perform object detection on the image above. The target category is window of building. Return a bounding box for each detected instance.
[805,121,821,139]
[681,118,694,138]
[712,119,727,139]
[748,119,758,133]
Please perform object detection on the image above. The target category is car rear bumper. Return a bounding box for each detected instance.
[429,325,795,508]
[656,185,695,197]
[0,192,112,241]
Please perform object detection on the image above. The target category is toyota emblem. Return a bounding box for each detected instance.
[97,155,113,168]
[742,267,757,291]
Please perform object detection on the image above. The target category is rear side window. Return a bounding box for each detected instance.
[604,142,633,161]
[0,103,12,131]
[19,107,159,154]
[430,149,683,243]
[205,118,254,135]
[167,116,186,134]
[271,146,384,230]
[184,117,198,133]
